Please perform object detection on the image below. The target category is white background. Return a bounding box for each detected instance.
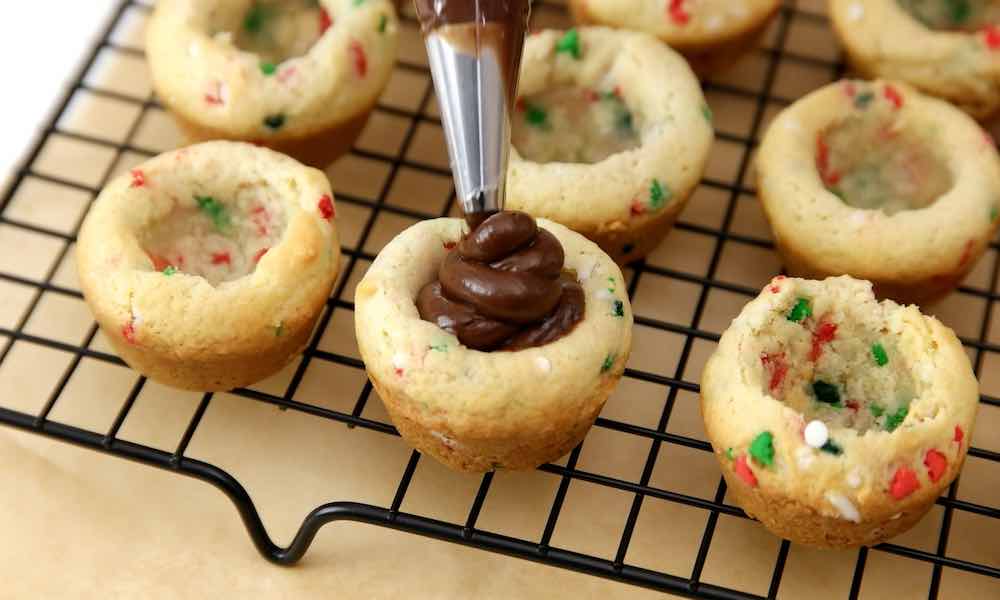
[2,2,118,186]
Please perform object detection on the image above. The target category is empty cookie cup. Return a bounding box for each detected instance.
[507,27,713,265]
[701,276,978,549]
[77,141,341,392]
[757,79,1000,305]
[147,0,399,167]
[354,218,633,472]
[568,0,782,75]
[830,0,1000,120]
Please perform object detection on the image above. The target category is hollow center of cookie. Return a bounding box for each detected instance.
[896,0,1000,31]
[759,295,916,436]
[232,0,329,64]
[817,111,952,215]
[511,87,641,164]
[140,193,287,286]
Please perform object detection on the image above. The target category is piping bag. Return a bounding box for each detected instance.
[413,0,532,226]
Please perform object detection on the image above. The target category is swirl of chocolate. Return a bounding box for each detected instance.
[417,211,586,351]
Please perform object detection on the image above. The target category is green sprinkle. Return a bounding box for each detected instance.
[749,431,775,467]
[854,91,874,109]
[871,343,889,367]
[725,447,735,461]
[820,439,843,455]
[601,90,619,101]
[162,265,177,276]
[264,114,286,130]
[946,0,971,24]
[991,205,999,223]
[612,300,625,317]
[885,405,909,432]
[555,29,582,59]
[195,195,230,231]
[787,298,812,323]
[430,342,448,353]
[607,277,616,293]
[812,381,841,407]
[244,3,267,33]
[649,179,670,210]
[601,354,615,373]
[378,14,388,33]
[870,404,885,418]
[260,61,277,76]
[616,109,634,133]
[701,104,713,124]
[275,322,285,337]
[525,104,548,128]
[352,0,365,5]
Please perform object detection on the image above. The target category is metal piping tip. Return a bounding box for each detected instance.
[418,1,530,220]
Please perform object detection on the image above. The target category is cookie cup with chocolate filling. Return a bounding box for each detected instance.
[757,80,1000,305]
[355,218,633,472]
[701,276,978,548]
[507,27,713,265]
[829,0,1000,120]
[77,141,341,391]
[568,0,782,75]
[147,0,398,168]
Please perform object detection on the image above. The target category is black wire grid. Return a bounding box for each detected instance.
[0,1,997,598]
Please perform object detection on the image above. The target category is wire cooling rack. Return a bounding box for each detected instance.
[0,0,997,598]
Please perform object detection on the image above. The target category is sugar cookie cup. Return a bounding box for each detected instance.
[568,0,782,75]
[701,276,978,549]
[77,141,341,392]
[507,28,713,265]
[355,218,633,472]
[757,80,1000,306]
[829,0,1000,120]
[147,0,399,168]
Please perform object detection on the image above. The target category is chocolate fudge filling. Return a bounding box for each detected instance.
[417,211,586,351]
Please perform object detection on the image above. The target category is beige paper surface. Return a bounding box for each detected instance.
[0,0,996,598]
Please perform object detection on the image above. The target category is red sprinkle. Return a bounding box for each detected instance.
[809,321,838,362]
[211,252,231,266]
[350,40,368,78]
[130,169,146,188]
[843,80,857,97]
[318,194,335,220]
[148,253,170,272]
[984,25,1000,50]
[253,248,269,263]
[319,8,333,34]
[515,97,527,112]
[884,85,903,110]
[630,198,646,216]
[761,352,788,393]
[278,66,298,84]
[924,450,947,483]
[394,368,404,377]
[954,425,965,445]
[667,0,691,25]
[584,89,600,103]
[889,466,920,500]
[734,454,758,487]
[846,400,860,412]
[816,135,841,186]
[251,206,270,236]
[443,241,457,250]
[122,321,137,345]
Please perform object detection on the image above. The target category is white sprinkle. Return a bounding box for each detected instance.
[391,353,408,371]
[218,82,230,105]
[188,42,201,58]
[848,211,870,227]
[705,15,723,32]
[782,118,802,132]
[890,512,903,520]
[596,289,615,302]
[796,446,815,470]
[535,356,551,374]
[847,3,864,21]
[826,491,861,523]
[131,307,143,327]
[846,468,862,489]
[804,420,829,448]
[430,430,459,449]
[576,256,598,282]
